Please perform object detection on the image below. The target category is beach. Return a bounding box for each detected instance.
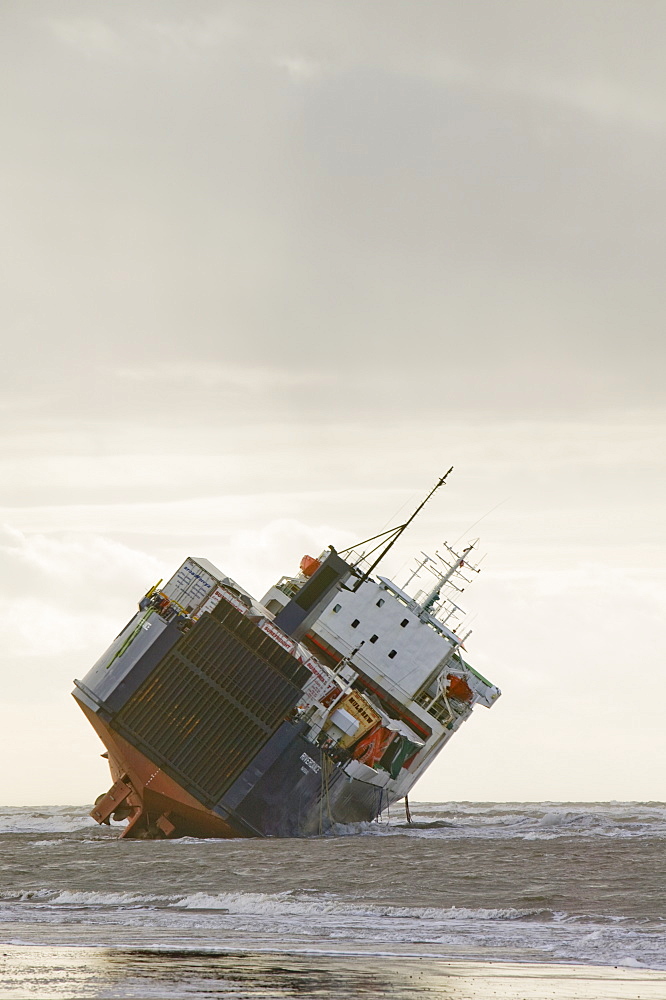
[1,947,666,999]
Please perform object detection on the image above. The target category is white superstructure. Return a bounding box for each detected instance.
[261,535,500,808]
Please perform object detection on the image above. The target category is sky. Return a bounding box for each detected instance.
[0,0,664,805]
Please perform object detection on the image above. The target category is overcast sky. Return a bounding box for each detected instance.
[1,1,664,806]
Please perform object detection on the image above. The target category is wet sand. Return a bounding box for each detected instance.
[0,946,665,1000]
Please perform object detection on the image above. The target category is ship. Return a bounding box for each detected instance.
[74,472,500,839]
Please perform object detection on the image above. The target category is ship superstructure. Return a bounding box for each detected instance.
[74,477,500,838]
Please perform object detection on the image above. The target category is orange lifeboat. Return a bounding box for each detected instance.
[300,555,321,578]
[446,674,474,703]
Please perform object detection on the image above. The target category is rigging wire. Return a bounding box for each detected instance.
[351,470,453,590]
[375,488,422,535]
[451,497,510,549]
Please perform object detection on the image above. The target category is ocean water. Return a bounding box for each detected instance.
[0,801,665,998]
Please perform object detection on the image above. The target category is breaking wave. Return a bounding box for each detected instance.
[331,801,666,840]
[1,886,664,970]
[1,886,553,923]
[0,807,97,835]
[169,890,554,923]
[2,801,665,840]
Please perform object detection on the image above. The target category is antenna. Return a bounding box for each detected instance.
[419,540,481,616]
[403,552,436,590]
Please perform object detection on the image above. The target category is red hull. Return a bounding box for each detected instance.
[77,698,242,839]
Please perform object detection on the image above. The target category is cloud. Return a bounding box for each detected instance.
[524,72,665,131]
[45,16,120,57]
[3,3,664,426]
[1,0,664,804]
[220,516,357,597]
[0,600,111,660]
[422,59,666,132]
[44,10,239,58]
[274,55,326,83]
[0,526,161,588]
[0,526,161,659]
[114,361,333,391]
[149,13,240,53]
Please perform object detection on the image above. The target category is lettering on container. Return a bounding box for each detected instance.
[341,691,380,728]
[299,752,321,774]
[173,562,215,605]
[198,586,248,618]
[302,658,338,705]
[334,691,381,748]
[259,620,296,653]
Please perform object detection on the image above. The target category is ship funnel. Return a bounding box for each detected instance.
[273,548,352,641]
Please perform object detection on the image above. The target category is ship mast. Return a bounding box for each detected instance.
[342,468,454,591]
[420,541,479,615]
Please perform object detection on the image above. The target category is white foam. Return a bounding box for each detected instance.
[168,890,555,925]
[338,801,666,841]
[1,885,664,970]
[49,890,167,907]
[0,807,96,835]
[3,801,665,840]
[0,885,556,925]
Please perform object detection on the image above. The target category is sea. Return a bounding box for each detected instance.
[1,801,665,999]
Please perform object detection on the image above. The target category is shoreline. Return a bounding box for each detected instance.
[3,937,666,967]
[1,945,665,999]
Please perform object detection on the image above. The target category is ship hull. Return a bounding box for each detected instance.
[77,696,385,839]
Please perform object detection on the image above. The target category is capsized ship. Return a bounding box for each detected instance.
[74,474,500,838]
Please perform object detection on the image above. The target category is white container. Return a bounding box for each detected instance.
[328,707,360,737]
